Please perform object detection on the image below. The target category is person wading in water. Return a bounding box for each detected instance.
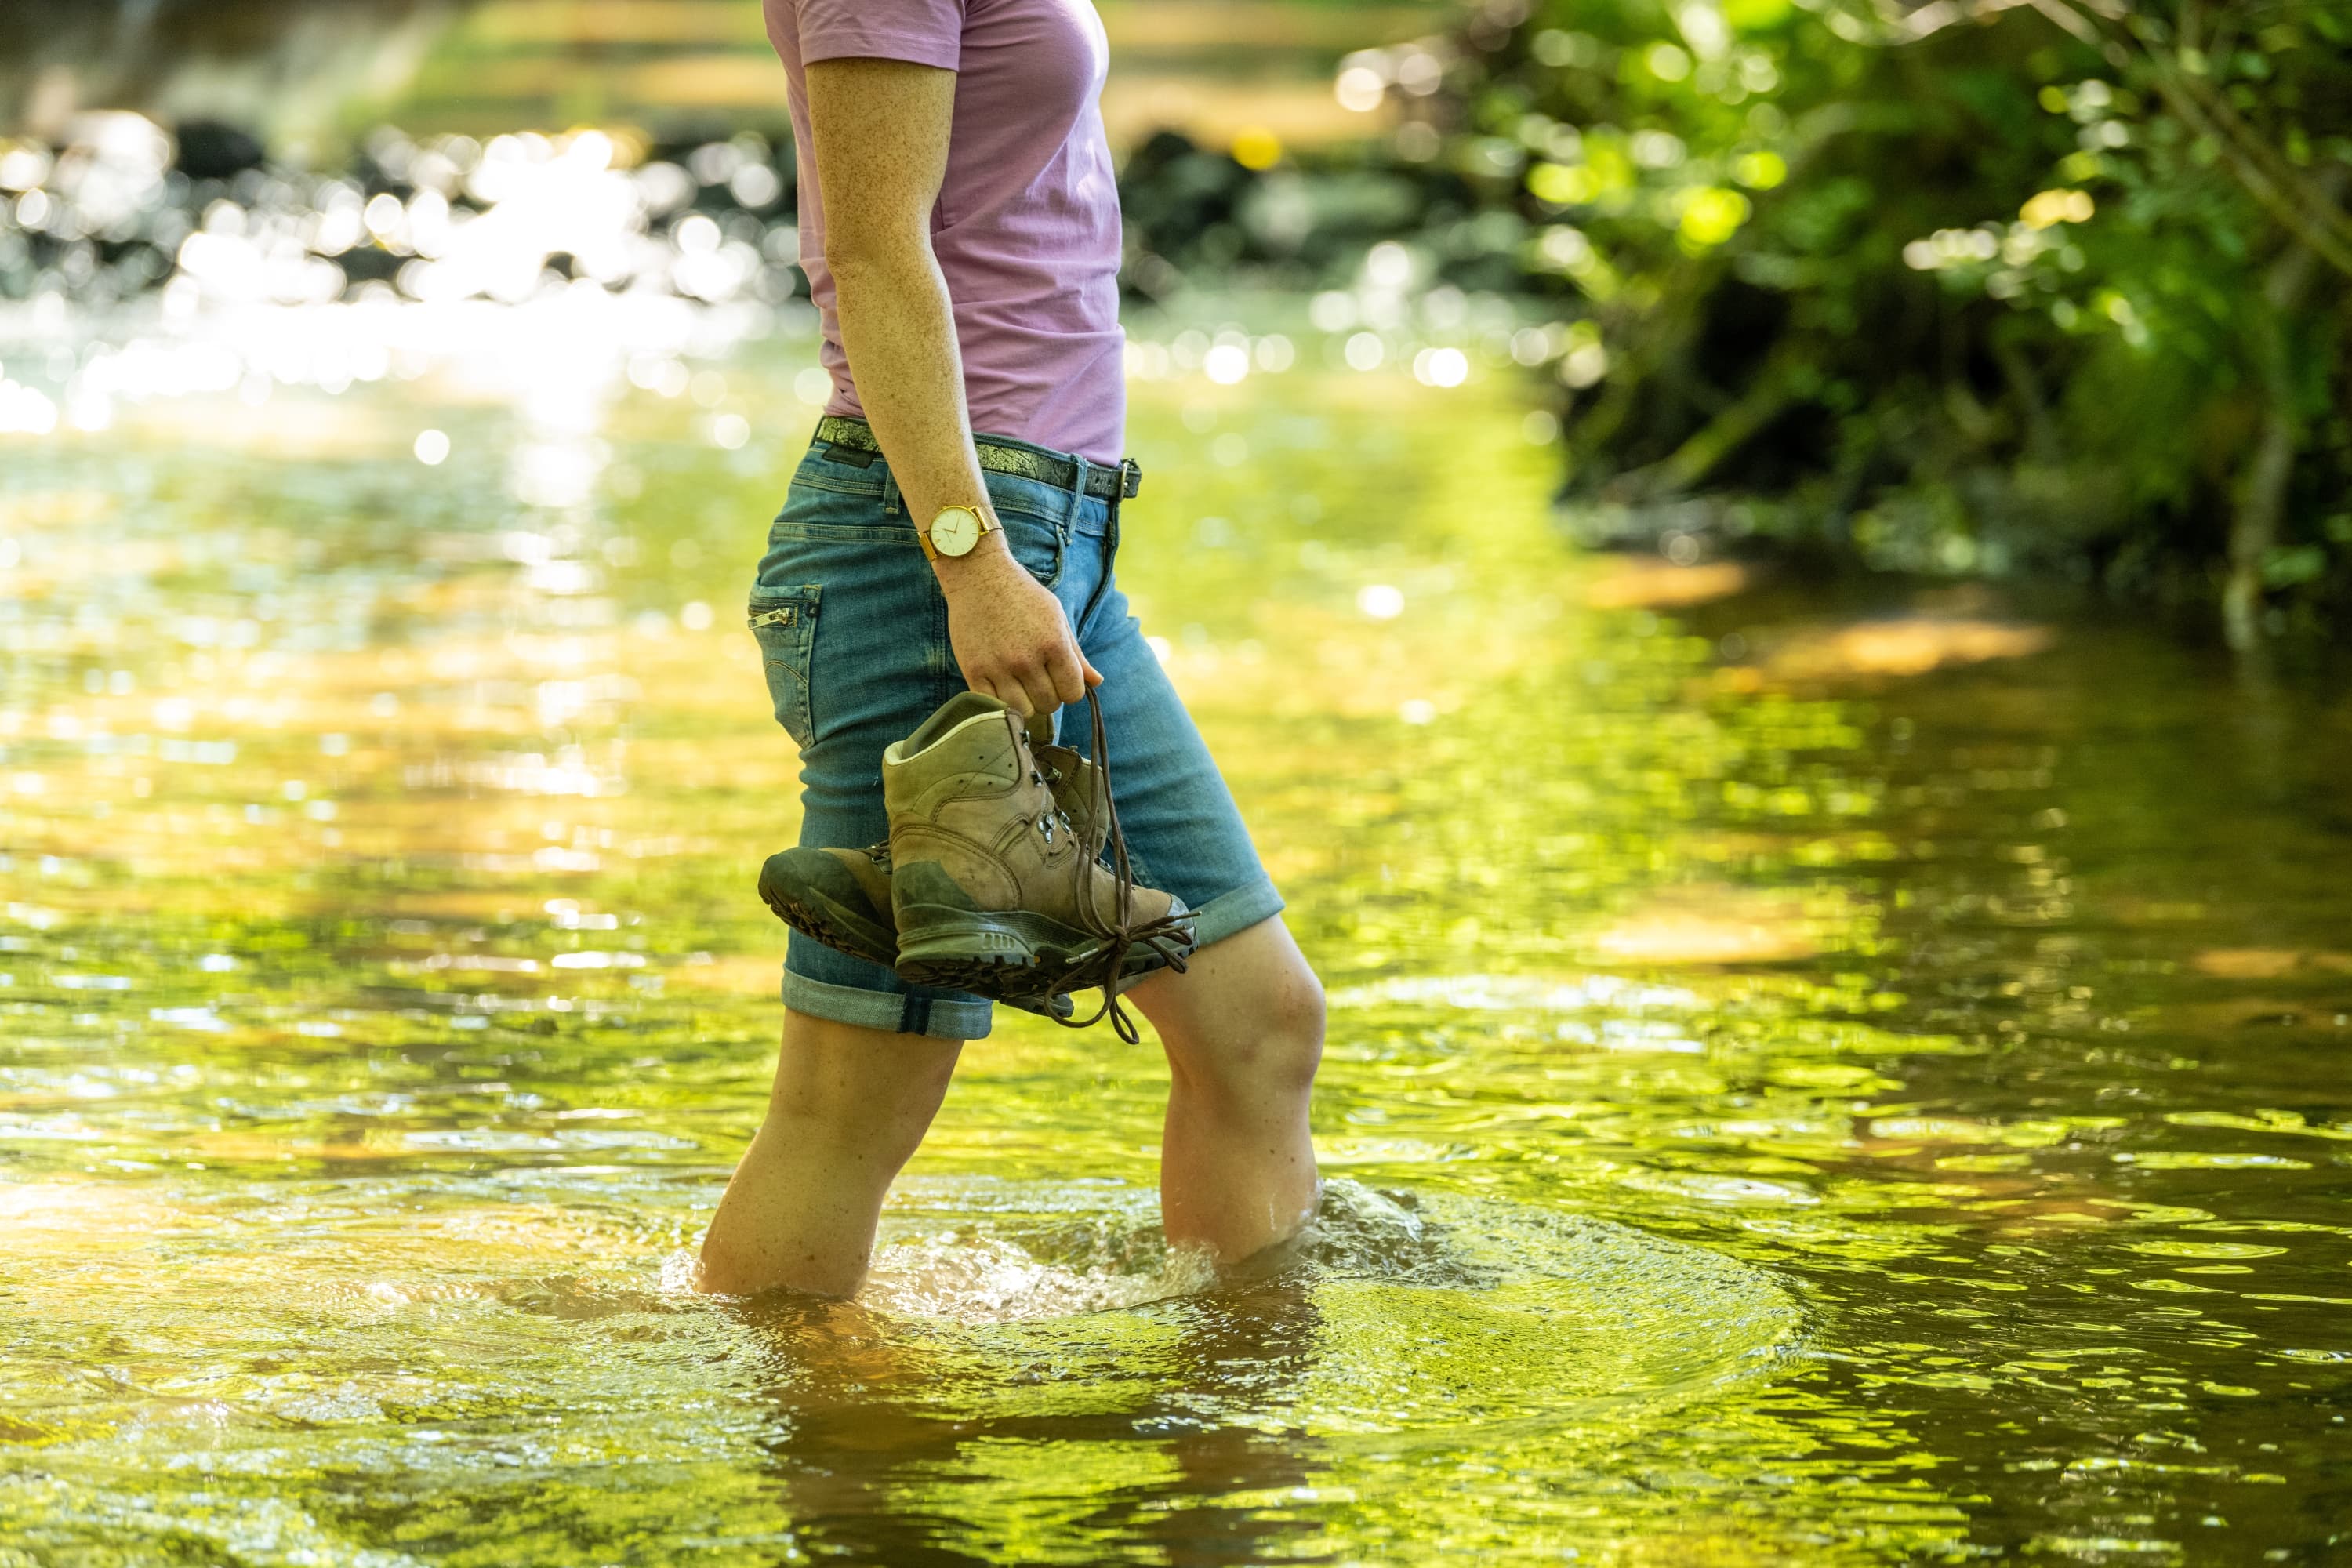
[696,0,1326,1298]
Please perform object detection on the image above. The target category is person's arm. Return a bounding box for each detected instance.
[804,55,1098,717]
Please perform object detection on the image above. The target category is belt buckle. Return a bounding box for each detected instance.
[1119,459,1142,499]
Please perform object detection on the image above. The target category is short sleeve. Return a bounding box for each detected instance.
[793,0,966,71]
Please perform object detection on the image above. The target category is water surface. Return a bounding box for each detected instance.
[2,290,2349,1564]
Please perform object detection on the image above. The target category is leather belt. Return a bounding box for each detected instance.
[813,414,1142,501]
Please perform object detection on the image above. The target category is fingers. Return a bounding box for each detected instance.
[1018,666,1063,720]
[971,671,1032,717]
[967,662,1058,718]
[1045,644,1090,708]
[979,655,1094,714]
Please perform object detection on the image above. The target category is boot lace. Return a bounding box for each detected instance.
[1034,688,1192,1043]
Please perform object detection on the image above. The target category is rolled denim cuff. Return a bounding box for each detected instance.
[1185,879,1287,954]
[780,967,995,1041]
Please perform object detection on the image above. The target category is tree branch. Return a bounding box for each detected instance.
[2033,0,2352,279]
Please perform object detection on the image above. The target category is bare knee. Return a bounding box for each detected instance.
[1166,968,1323,1110]
[1263,973,1326,1087]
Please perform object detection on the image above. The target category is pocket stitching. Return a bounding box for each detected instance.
[993,514,1065,589]
[767,519,915,546]
[789,466,887,502]
[747,586,821,744]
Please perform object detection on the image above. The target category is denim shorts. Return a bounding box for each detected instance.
[748,429,1284,1040]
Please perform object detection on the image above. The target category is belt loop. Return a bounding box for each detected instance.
[1065,452,1091,535]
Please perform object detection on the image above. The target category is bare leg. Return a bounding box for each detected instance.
[697,1010,962,1298]
[1127,916,1323,1263]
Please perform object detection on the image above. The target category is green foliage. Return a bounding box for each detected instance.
[1430,0,2352,637]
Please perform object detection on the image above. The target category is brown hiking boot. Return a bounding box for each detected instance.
[884,691,1195,1021]
[757,840,1074,1021]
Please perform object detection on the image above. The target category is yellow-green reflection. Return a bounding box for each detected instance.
[1,302,2349,1562]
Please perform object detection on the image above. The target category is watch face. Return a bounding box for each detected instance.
[931,507,982,557]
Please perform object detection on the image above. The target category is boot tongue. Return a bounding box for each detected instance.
[898,690,1012,757]
[884,694,1027,813]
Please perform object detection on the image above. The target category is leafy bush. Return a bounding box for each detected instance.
[1396,0,2352,640]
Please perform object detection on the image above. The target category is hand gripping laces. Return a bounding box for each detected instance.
[1029,688,1192,1044]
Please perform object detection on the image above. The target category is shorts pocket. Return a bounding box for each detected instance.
[998,514,1065,589]
[747,586,821,747]
[985,477,1066,588]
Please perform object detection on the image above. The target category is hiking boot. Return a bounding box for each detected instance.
[757,840,1076,1021]
[884,691,1195,1007]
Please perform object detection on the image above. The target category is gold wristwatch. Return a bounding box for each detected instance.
[920,503,997,562]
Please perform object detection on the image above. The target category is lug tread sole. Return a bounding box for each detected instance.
[759,884,897,970]
[760,876,1080,1022]
[894,906,1199,1003]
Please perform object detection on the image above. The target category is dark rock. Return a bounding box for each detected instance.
[173,120,265,181]
[338,245,403,285]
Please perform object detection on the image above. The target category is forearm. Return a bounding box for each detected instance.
[830,249,985,521]
[829,247,1008,591]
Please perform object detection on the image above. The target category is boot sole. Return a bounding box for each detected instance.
[893,906,1197,1002]
[760,874,1077,1021]
[757,880,898,971]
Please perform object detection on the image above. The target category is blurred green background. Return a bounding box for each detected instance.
[0,0,1454,152]
[4,0,2348,642]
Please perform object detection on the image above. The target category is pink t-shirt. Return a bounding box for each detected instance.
[763,0,1127,463]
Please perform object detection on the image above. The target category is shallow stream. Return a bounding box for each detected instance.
[2,292,2348,1563]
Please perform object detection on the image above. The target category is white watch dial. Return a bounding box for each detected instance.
[930,506,982,557]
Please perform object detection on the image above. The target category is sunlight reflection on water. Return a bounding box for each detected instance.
[2,249,2350,1559]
